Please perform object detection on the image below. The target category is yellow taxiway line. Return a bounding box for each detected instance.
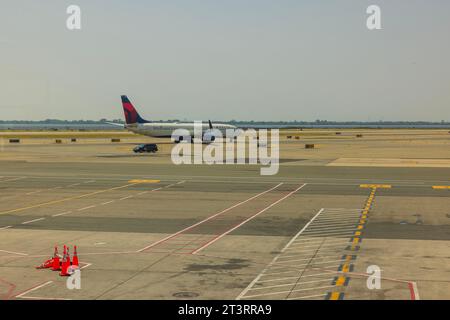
[128,179,160,184]
[360,184,391,189]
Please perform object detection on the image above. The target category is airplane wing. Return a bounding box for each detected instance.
[105,122,125,128]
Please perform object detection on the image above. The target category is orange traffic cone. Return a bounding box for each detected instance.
[67,247,71,266]
[72,246,79,267]
[59,245,70,276]
[36,258,53,269]
[36,245,58,269]
[52,245,61,271]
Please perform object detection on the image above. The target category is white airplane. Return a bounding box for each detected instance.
[116,95,238,143]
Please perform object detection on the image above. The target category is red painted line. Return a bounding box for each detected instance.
[137,183,284,252]
[191,183,307,254]
[0,278,16,300]
[408,282,420,300]
[408,282,415,300]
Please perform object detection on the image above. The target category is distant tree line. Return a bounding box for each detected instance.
[0,119,448,125]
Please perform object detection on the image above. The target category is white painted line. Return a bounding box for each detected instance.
[296,271,339,278]
[0,176,26,183]
[287,293,327,300]
[21,217,45,225]
[262,271,337,280]
[236,207,323,300]
[139,183,284,253]
[312,216,359,220]
[281,208,324,252]
[298,234,355,240]
[257,271,335,283]
[240,285,336,299]
[275,256,343,267]
[268,259,345,272]
[255,275,299,282]
[309,221,358,227]
[292,236,334,242]
[301,230,356,236]
[311,221,359,225]
[285,243,344,251]
[119,195,133,201]
[83,180,96,184]
[67,183,81,187]
[322,208,362,211]
[289,236,348,243]
[319,209,362,214]
[100,200,115,206]
[317,212,361,216]
[285,243,339,251]
[26,190,42,195]
[300,259,347,267]
[257,276,301,283]
[277,252,321,259]
[284,246,348,253]
[15,295,71,301]
[52,211,72,217]
[248,282,298,291]
[15,281,53,299]
[304,226,359,232]
[289,247,345,255]
[314,210,364,218]
[312,216,360,222]
[303,230,358,237]
[137,191,148,196]
[193,183,307,255]
[249,278,332,291]
[277,254,340,261]
[162,180,185,189]
[274,256,342,264]
[0,249,28,256]
[0,226,12,230]
[77,205,96,211]
[310,222,358,227]
[291,238,349,245]
[313,218,360,223]
[312,217,359,222]
[288,240,350,248]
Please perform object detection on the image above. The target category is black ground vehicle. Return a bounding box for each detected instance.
[133,144,158,153]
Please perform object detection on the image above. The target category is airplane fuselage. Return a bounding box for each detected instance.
[126,122,237,138]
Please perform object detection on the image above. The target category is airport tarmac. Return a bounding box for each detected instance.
[0,129,449,300]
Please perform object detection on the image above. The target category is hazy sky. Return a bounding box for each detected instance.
[1,0,449,121]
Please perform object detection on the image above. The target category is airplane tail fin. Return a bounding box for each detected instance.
[121,95,150,124]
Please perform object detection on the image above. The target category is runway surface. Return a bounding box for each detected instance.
[0,133,449,300]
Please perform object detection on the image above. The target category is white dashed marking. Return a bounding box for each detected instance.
[52,211,72,217]
[119,195,133,201]
[22,217,45,225]
[26,190,42,195]
[77,205,96,211]
[100,200,115,206]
